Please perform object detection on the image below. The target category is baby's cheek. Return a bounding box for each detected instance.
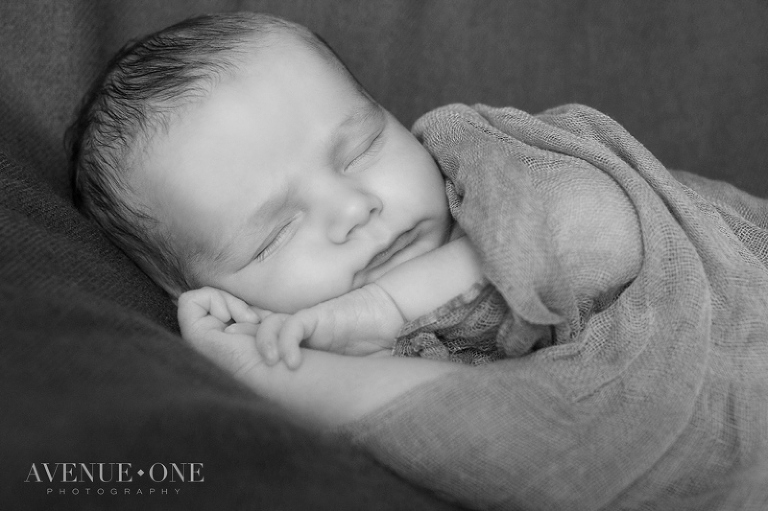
[268,261,353,313]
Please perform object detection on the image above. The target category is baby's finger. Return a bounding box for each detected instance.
[254,313,286,366]
[178,289,228,338]
[224,322,260,337]
[247,305,275,323]
[177,290,209,326]
[218,292,260,324]
[207,289,234,324]
[278,313,318,370]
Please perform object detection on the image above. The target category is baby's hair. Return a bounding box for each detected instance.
[67,12,362,297]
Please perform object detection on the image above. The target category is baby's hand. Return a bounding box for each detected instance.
[178,286,262,339]
[255,283,406,370]
[177,287,266,378]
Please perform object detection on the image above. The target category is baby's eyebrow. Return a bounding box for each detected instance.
[339,102,384,131]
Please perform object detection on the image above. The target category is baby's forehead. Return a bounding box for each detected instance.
[238,29,365,98]
[235,30,335,75]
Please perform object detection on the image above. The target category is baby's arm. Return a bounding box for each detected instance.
[375,235,483,321]
[253,350,465,428]
[179,286,466,429]
[178,236,483,368]
[185,313,466,428]
[255,235,484,366]
[178,281,405,371]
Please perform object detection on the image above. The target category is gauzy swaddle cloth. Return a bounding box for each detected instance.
[344,104,768,511]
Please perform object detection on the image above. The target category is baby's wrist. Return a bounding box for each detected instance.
[365,281,407,325]
[370,236,484,322]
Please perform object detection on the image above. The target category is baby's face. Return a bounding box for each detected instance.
[137,38,451,312]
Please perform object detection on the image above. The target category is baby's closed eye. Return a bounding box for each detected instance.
[253,221,296,262]
[345,129,385,171]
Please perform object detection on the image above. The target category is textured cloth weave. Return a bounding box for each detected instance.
[344,104,768,510]
[393,281,508,364]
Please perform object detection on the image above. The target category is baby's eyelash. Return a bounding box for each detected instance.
[254,222,292,262]
[347,131,384,169]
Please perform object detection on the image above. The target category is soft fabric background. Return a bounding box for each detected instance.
[0,1,765,509]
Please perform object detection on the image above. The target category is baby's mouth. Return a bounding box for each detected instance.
[367,228,417,273]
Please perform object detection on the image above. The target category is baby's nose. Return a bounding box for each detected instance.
[327,187,382,243]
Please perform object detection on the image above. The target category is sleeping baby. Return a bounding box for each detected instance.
[68,11,768,510]
[68,10,640,371]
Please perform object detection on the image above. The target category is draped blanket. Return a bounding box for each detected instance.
[344,104,768,510]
